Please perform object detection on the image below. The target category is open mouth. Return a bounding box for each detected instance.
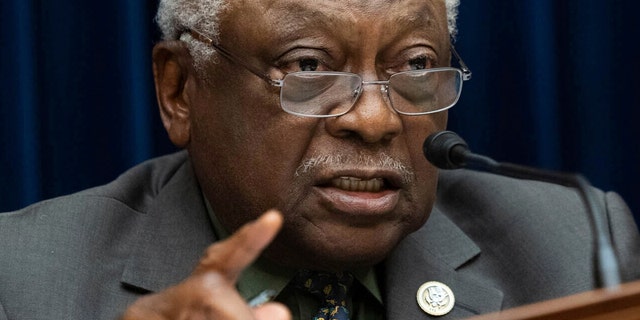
[330,176,390,193]
[315,174,402,217]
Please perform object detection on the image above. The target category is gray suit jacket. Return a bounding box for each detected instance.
[1,151,639,319]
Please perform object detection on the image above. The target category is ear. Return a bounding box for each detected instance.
[152,41,194,148]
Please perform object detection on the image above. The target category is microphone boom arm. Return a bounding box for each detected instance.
[428,131,621,289]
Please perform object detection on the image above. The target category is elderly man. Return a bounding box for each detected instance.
[1,0,639,319]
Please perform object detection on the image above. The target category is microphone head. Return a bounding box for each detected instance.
[423,131,469,169]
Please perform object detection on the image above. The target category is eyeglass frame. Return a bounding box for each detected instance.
[185,28,472,117]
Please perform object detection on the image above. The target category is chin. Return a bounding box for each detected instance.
[265,222,411,271]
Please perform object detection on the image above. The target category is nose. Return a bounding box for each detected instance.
[324,83,403,144]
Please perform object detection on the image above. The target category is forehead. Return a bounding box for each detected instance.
[220,0,449,49]
[254,0,445,18]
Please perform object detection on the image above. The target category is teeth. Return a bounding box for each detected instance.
[331,177,384,192]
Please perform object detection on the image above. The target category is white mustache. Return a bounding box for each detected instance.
[295,152,415,185]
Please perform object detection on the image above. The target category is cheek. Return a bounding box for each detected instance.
[404,112,447,211]
[188,77,320,231]
[405,111,448,166]
[190,63,289,161]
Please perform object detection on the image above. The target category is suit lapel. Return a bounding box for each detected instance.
[117,156,505,316]
[120,160,217,293]
[385,208,504,319]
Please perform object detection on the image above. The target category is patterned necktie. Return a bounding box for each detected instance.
[294,270,354,320]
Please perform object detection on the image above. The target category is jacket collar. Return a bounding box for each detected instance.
[384,207,504,319]
[120,160,217,292]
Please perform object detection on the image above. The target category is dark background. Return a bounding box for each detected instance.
[1,1,639,227]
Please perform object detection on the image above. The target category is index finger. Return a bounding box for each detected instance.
[193,209,283,283]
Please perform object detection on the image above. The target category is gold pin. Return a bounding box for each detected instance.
[416,281,455,316]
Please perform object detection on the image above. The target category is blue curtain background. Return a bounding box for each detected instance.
[1,1,639,226]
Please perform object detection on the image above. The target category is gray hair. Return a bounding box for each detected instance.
[156,0,461,72]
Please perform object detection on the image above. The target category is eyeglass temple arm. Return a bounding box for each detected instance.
[450,43,472,81]
[188,29,470,84]
[187,29,281,86]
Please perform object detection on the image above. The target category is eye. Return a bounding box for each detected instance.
[385,47,438,74]
[275,48,333,73]
[298,58,320,72]
[408,56,430,70]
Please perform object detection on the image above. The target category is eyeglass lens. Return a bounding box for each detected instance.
[279,69,463,117]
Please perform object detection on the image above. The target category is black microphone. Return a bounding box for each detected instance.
[423,130,621,289]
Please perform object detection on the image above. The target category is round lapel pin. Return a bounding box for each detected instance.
[416,281,455,316]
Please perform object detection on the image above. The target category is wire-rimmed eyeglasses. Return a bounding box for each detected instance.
[187,29,472,118]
